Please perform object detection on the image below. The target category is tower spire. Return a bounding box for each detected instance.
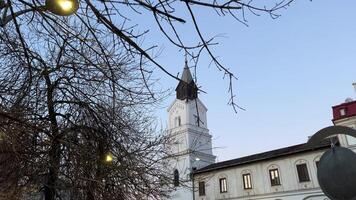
[175,60,198,100]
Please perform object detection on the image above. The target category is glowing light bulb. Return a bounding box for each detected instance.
[105,153,113,163]
[58,0,74,12]
[46,0,79,16]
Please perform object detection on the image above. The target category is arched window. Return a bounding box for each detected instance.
[267,165,281,186]
[241,169,253,190]
[295,160,310,183]
[173,169,179,186]
[219,177,228,193]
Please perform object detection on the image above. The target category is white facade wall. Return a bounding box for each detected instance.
[168,99,208,130]
[167,98,216,200]
[194,149,330,200]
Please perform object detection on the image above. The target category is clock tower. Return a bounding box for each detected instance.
[167,61,216,200]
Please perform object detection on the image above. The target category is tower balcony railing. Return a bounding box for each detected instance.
[167,124,209,135]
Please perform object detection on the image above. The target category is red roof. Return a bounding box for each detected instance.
[332,100,356,121]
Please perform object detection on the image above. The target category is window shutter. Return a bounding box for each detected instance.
[296,164,310,182]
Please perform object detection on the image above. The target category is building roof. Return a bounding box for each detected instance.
[175,61,198,100]
[194,137,337,175]
[180,61,194,83]
[332,100,356,121]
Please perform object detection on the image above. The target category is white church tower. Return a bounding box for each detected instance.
[167,61,216,200]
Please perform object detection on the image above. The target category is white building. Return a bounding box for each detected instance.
[166,67,356,200]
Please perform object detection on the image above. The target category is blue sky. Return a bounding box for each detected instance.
[146,0,356,161]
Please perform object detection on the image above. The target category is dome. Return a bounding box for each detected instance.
[345,97,354,103]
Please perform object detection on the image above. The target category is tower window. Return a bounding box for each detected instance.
[340,108,346,116]
[219,178,227,193]
[173,169,179,186]
[269,169,281,186]
[296,164,310,182]
[198,181,205,196]
[242,173,252,189]
[174,116,181,127]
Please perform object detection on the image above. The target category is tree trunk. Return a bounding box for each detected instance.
[44,72,60,200]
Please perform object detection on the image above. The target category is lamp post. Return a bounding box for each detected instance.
[191,157,201,200]
[307,126,356,200]
[0,0,78,27]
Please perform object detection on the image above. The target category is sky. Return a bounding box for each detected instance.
[142,0,356,161]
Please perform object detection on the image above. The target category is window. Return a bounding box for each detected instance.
[198,181,205,196]
[219,178,227,193]
[296,164,310,182]
[242,173,252,189]
[269,169,281,186]
[174,116,181,127]
[173,169,179,186]
[340,108,346,116]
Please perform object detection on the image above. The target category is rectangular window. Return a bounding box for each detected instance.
[269,169,281,186]
[242,173,252,189]
[174,116,181,127]
[173,169,179,187]
[296,164,310,182]
[198,181,205,196]
[219,178,227,193]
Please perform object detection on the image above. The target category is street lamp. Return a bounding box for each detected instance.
[104,152,114,163]
[0,0,79,27]
[191,157,201,200]
[45,0,79,16]
[307,126,356,200]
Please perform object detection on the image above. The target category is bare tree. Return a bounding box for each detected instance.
[0,0,295,111]
[0,16,172,199]
[0,0,297,199]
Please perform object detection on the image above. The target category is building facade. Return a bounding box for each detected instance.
[167,76,356,200]
[193,142,333,200]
